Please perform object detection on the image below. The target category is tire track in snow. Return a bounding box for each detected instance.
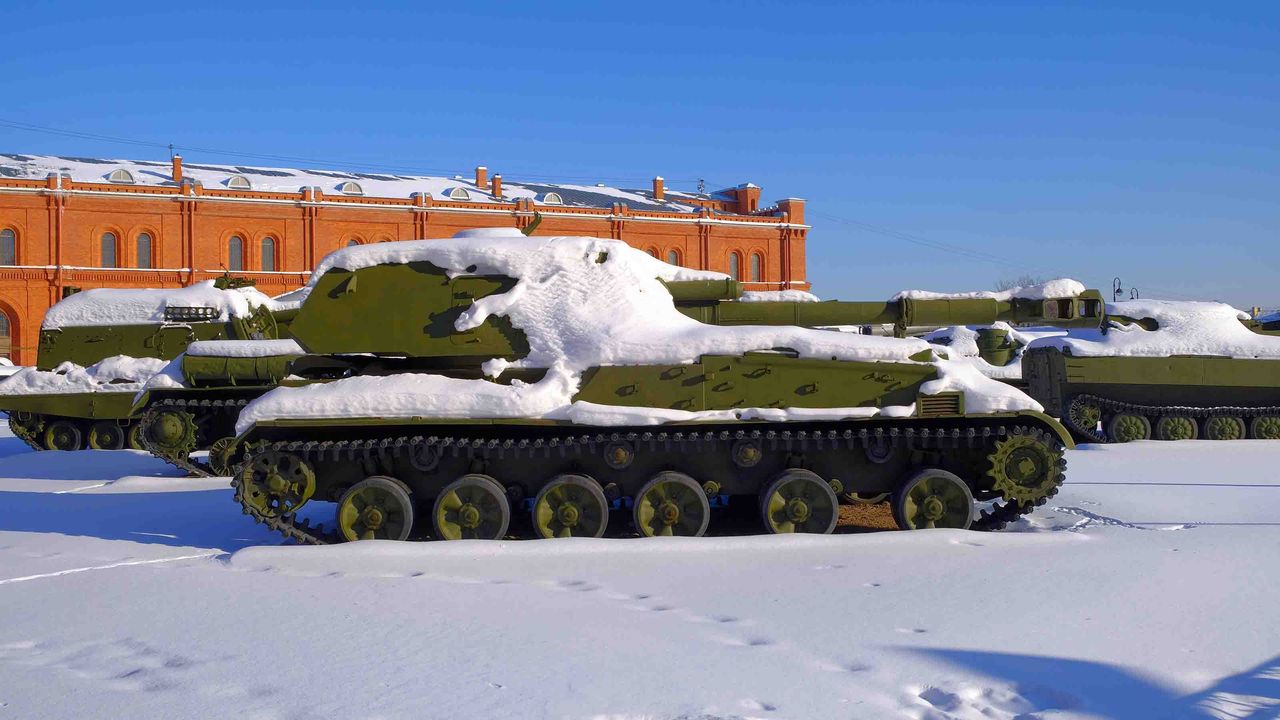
[0,552,221,586]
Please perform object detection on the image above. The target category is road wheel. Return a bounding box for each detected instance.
[760,469,838,535]
[633,471,709,538]
[42,420,82,451]
[87,421,126,450]
[893,468,974,530]
[1107,413,1151,443]
[433,474,510,541]
[338,476,414,542]
[1155,416,1197,441]
[1204,416,1246,441]
[532,474,609,539]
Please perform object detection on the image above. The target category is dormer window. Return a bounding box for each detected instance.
[541,192,563,205]
[107,168,135,184]
[338,181,364,195]
[446,187,470,201]
[228,175,252,190]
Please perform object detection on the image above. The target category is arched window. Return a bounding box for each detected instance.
[541,192,563,205]
[107,168,135,184]
[347,238,361,247]
[338,181,363,196]
[136,233,153,269]
[749,252,763,282]
[228,175,252,190]
[645,248,658,258]
[100,232,118,268]
[228,235,244,271]
[0,309,10,360]
[666,249,680,266]
[0,228,15,265]
[261,237,276,272]
[728,252,741,281]
[446,187,471,201]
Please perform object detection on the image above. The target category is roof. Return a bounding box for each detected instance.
[0,153,759,215]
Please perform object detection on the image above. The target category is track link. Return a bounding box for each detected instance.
[138,398,250,477]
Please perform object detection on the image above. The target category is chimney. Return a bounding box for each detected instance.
[171,154,183,183]
[776,198,805,225]
[652,176,665,201]
[734,183,761,213]
[475,166,488,188]
[491,174,503,198]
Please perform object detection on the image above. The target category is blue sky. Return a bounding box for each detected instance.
[2,2,1276,307]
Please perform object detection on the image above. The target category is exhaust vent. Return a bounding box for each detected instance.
[917,392,964,417]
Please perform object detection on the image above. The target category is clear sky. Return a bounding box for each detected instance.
[2,2,1276,308]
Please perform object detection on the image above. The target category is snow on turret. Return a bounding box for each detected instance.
[236,233,1046,433]
[42,280,284,329]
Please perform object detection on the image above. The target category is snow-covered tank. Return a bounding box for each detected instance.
[1024,300,1280,442]
[0,278,298,451]
[198,229,1074,543]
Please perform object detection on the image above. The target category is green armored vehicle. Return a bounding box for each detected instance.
[186,229,1075,544]
[1024,299,1280,443]
[0,278,297,451]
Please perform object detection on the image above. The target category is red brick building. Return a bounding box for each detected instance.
[0,153,809,364]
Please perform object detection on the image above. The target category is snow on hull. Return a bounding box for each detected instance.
[925,324,1070,381]
[893,278,1086,302]
[738,289,821,303]
[185,339,304,358]
[42,280,281,330]
[1047,300,1280,359]
[0,356,169,396]
[237,232,1044,433]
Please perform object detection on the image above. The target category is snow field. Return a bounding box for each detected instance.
[1,418,1278,719]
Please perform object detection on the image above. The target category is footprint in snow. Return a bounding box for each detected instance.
[739,698,778,712]
[896,627,927,634]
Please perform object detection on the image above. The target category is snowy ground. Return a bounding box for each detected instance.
[0,420,1277,719]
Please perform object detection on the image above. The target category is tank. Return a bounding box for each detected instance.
[133,256,1100,480]
[0,277,298,451]
[1024,299,1280,443]
[180,230,1075,544]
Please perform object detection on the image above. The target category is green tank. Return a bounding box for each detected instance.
[1024,301,1280,443]
[0,277,297,451]
[134,267,1100,480]
[183,230,1077,544]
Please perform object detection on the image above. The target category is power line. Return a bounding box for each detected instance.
[0,118,703,187]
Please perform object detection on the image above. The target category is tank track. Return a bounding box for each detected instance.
[233,421,1066,545]
[138,398,250,477]
[1066,393,1280,442]
[7,413,44,452]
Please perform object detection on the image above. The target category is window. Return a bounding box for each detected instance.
[261,237,276,272]
[728,252,741,281]
[100,232,118,268]
[666,249,680,266]
[136,233,153,269]
[338,181,363,195]
[228,235,244,271]
[541,192,563,205]
[347,239,361,247]
[107,168,135,184]
[0,228,15,265]
[749,252,763,282]
[446,187,470,201]
[228,175,252,190]
[0,309,9,360]
[645,248,658,258]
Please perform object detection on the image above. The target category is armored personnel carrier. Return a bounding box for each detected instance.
[185,229,1074,544]
[1024,300,1280,443]
[0,278,297,451]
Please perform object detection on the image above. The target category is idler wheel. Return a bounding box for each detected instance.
[432,474,510,541]
[87,421,125,450]
[208,437,243,476]
[1107,413,1151,443]
[338,476,415,542]
[1155,416,1198,441]
[893,468,974,530]
[239,450,315,518]
[1250,415,1280,440]
[43,420,83,451]
[759,469,838,535]
[1204,416,1245,441]
[633,471,709,538]
[532,474,609,539]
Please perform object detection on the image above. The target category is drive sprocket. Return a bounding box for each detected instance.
[986,431,1064,506]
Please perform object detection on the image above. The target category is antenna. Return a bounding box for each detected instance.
[697,178,706,194]
[169,143,175,159]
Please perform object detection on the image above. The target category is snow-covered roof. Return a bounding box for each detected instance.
[0,355,168,396]
[235,230,1041,433]
[0,153,732,215]
[41,280,282,330]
